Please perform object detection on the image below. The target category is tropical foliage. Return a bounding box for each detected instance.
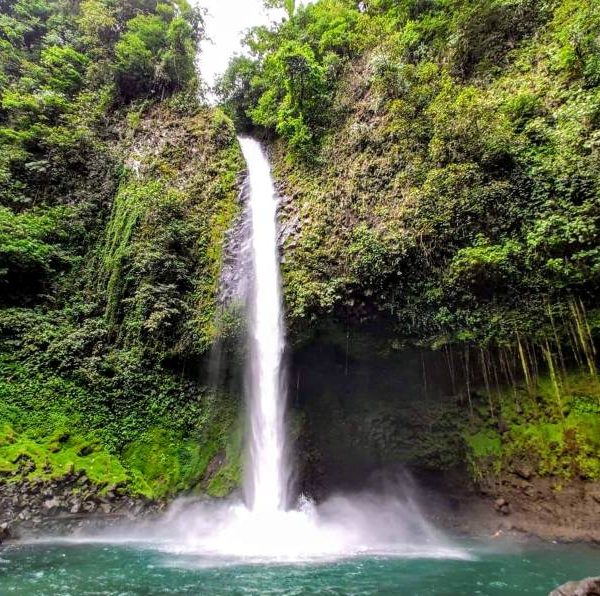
[0,1,243,496]
[218,0,600,486]
[220,0,600,349]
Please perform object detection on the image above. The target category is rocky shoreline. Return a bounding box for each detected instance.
[2,467,600,547]
[0,471,166,544]
[407,470,600,545]
[1,475,599,595]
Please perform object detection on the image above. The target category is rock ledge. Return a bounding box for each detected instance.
[549,577,600,596]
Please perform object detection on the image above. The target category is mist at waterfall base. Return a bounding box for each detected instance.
[49,485,463,562]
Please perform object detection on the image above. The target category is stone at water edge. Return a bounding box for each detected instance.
[0,522,10,543]
[549,577,600,596]
[494,497,511,515]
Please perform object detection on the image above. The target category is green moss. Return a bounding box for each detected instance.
[465,429,502,459]
[123,428,210,498]
[102,179,161,326]
[464,371,600,481]
[206,459,242,498]
[464,428,503,480]
[0,421,129,490]
[206,422,243,498]
[0,355,242,499]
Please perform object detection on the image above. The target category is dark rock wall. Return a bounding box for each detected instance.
[290,323,468,497]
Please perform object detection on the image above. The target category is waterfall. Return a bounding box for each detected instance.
[239,137,289,513]
[76,137,465,563]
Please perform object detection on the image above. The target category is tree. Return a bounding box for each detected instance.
[265,0,296,19]
[251,40,330,156]
[114,8,198,101]
[216,56,261,130]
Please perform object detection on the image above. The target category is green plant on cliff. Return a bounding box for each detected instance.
[0,1,244,498]
[0,355,241,498]
[220,0,600,350]
[250,40,331,157]
[465,371,600,483]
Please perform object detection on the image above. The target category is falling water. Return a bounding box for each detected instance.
[239,137,289,513]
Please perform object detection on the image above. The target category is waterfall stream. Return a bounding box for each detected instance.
[240,137,289,513]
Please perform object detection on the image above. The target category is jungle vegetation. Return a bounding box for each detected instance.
[0,0,599,496]
[218,0,600,480]
[0,0,242,497]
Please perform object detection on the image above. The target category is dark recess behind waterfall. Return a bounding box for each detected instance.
[288,319,500,500]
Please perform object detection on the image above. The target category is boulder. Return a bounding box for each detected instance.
[550,577,600,596]
[494,497,510,514]
[0,522,10,543]
[515,464,533,480]
[82,501,96,513]
[42,498,60,512]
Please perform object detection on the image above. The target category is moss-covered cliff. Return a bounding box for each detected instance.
[0,0,244,501]
[0,100,244,499]
[219,0,600,506]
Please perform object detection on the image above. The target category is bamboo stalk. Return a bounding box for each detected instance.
[480,347,495,419]
[465,346,473,418]
[543,340,565,420]
[517,334,534,395]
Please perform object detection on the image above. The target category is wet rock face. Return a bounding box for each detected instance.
[218,175,252,307]
[477,473,600,542]
[291,326,466,497]
[549,577,600,596]
[0,472,166,540]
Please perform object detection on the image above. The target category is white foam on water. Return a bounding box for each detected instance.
[32,493,471,564]
[154,493,471,562]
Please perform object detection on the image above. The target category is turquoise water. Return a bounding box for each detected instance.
[0,540,598,595]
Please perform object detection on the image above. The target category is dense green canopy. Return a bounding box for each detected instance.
[0,0,201,304]
[0,1,243,497]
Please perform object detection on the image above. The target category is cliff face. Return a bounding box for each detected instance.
[267,1,600,343]
[216,0,600,347]
[225,0,600,533]
[0,102,244,505]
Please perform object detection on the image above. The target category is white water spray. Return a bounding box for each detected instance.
[240,137,289,513]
